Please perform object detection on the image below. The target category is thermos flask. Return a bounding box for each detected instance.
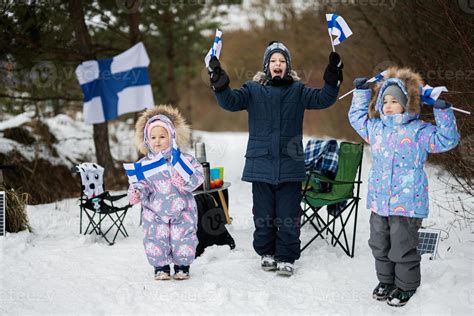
[202,162,211,190]
[195,142,207,163]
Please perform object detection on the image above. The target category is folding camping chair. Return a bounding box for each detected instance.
[301,142,363,257]
[72,163,132,245]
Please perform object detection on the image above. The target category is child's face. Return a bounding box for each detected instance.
[149,126,170,152]
[269,52,287,78]
[383,95,405,115]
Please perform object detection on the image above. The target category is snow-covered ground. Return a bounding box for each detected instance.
[1,121,473,314]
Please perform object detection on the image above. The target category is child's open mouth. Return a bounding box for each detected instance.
[273,69,283,76]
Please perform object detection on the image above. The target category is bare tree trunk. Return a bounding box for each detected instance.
[69,0,116,182]
[128,0,143,158]
[128,2,141,46]
[52,99,60,116]
[184,58,192,127]
[163,8,178,106]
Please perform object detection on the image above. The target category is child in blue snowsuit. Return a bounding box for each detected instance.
[349,67,460,306]
[207,41,343,275]
[128,105,204,280]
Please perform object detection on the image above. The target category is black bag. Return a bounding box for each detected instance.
[194,193,235,257]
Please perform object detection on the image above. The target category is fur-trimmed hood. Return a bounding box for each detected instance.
[252,70,300,85]
[369,67,425,118]
[135,105,191,156]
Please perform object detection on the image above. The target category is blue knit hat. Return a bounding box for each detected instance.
[262,41,292,76]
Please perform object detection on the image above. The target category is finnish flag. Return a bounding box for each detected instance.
[338,70,387,100]
[204,29,222,71]
[367,70,388,83]
[123,155,167,184]
[75,42,154,124]
[421,84,448,105]
[326,14,353,45]
[170,140,195,182]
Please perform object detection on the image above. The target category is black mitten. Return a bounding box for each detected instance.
[323,52,344,87]
[208,56,230,92]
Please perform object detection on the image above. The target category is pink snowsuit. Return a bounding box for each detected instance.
[128,115,204,268]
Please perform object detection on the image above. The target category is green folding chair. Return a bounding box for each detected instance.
[301,142,364,257]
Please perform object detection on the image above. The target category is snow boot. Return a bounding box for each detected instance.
[154,265,171,281]
[387,288,416,307]
[372,282,396,301]
[173,265,190,280]
[261,255,277,271]
[276,261,294,276]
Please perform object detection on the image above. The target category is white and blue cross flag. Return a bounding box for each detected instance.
[170,140,195,182]
[204,29,222,71]
[326,13,353,46]
[75,42,154,124]
[367,70,388,83]
[420,84,448,105]
[338,70,387,100]
[123,155,167,184]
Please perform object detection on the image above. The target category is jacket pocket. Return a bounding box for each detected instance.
[245,147,270,158]
[244,147,271,176]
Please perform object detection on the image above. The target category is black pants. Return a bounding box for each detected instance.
[252,181,302,263]
[368,212,423,291]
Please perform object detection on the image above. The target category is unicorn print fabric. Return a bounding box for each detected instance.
[128,105,204,268]
[349,68,460,218]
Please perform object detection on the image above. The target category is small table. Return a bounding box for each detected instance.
[194,182,231,224]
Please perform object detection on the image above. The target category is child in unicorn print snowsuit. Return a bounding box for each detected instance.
[349,67,460,307]
[128,105,204,280]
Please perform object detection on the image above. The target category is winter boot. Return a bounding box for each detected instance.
[261,255,277,271]
[276,261,294,276]
[173,265,190,280]
[372,282,396,301]
[154,265,171,281]
[387,288,416,307]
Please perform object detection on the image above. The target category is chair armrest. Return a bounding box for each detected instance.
[103,192,128,202]
[309,171,362,185]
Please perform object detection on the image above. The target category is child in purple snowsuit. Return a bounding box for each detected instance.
[128,105,204,280]
[349,67,460,307]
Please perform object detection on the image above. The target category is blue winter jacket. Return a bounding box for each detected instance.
[214,71,339,184]
[349,74,460,218]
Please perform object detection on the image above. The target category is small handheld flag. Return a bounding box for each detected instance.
[75,42,154,125]
[339,70,387,100]
[123,155,167,184]
[367,70,388,83]
[326,13,353,52]
[420,85,447,105]
[421,85,471,115]
[204,29,223,71]
[170,140,195,182]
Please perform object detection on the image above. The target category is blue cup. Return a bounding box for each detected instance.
[210,168,220,181]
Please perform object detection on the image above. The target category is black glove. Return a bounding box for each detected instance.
[208,56,230,92]
[323,52,344,87]
[432,99,452,109]
[353,77,369,90]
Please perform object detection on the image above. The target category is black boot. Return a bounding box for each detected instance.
[173,265,190,280]
[154,265,171,280]
[372,282,396,301]
[261,255,277,271]
[387,287,416,307]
